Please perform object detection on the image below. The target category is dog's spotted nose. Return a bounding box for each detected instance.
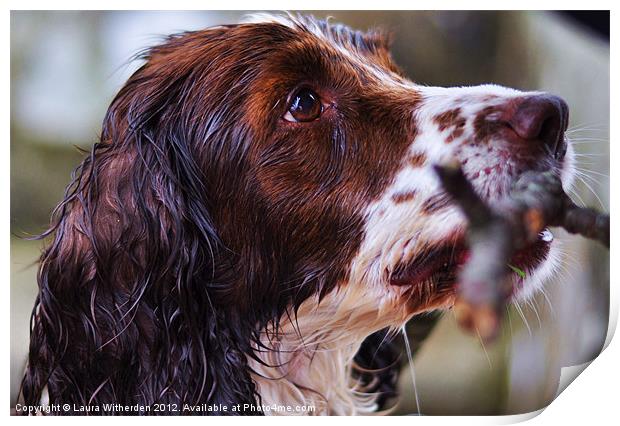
[506,95,569,159]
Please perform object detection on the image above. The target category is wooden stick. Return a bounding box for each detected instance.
[433,162,609,342]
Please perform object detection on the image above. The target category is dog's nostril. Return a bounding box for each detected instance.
[506,94,569,158]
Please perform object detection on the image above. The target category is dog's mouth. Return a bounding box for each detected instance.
[389,229,554,297]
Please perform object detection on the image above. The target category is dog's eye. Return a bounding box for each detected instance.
[283,88,323,122]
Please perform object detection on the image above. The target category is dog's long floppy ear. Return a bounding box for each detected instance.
[21,29,260,413]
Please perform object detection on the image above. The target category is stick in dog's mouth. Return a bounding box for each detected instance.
[433,161,609,342]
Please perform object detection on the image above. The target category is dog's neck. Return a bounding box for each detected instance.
[248,283,408,415]
[249,333,374,415]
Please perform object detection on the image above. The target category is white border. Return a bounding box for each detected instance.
[4,1,616,424]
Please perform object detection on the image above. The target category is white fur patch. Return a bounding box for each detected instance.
[249,282,406,415]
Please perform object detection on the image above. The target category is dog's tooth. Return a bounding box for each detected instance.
[540,229,554,242]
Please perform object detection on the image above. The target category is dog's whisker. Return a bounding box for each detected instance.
[573,172,607,210]
[514,302,532,337]
[475,327,493,370]
[401,325,421,416]
[505,306,514,340]
[567,188,587,207]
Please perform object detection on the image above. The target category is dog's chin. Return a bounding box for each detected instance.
[389,228,556,311]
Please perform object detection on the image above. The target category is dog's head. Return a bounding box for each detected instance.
[24,15,574,411]
[135,15,569,327]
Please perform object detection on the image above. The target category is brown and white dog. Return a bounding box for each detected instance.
[21,14,574,415]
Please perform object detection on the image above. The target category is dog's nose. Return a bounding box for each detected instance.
[505,95,569,159]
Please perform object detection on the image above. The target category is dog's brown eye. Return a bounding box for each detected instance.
[284,88,323,122]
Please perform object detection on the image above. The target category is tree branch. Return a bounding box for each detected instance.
[433,161,609,342]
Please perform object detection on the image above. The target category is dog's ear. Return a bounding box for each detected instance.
[21,29,260,412]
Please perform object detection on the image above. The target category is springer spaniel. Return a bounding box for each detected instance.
[21,15,574,415]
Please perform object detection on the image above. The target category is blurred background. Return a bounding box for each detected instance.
[10,11,609,415]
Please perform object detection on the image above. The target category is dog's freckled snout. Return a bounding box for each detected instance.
[505,95,569,159]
